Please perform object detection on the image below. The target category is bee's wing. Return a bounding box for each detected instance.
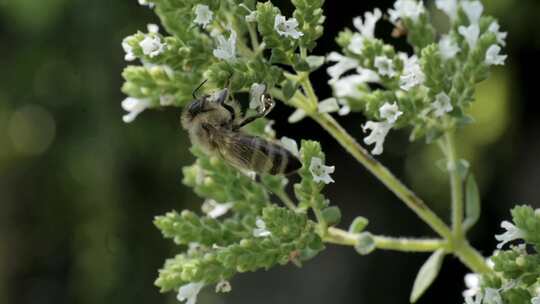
[218,132,300,175]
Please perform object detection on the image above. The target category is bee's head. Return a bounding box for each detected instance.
[181,89,231,130]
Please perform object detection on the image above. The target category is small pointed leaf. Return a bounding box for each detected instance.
[463,174,481,231]
[410,249,445,303]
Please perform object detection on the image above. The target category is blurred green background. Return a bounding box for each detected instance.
[1,0,539,303]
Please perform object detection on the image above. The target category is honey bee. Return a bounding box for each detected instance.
[181,84,301,175]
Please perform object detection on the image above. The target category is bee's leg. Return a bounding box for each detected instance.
[233,113,265,130]
[234,95,275,130]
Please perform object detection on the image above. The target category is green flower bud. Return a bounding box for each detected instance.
[349,216,369,233]
[321,206,341,226]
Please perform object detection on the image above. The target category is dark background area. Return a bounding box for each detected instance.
[1,0,539,303]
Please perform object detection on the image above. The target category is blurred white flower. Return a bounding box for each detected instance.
[213,30,237,61]
[215,280,232,293]
[439,35,461,60]
[348,33,365,55]
[435,0,458,20]
[379,102,402,124]
[138,0,155,8]
[495,220,525,249]
[201,199,233,219]
[374,56,397,78]
[330,72,378,99]
[485,45,507,66]
[532,296,540,304]
[318,98,340,113]
[464,293,483,304]
[338,99,351,116]
[194,4,213,28]
[280,137,299,157]
[353,8,382,38]
[309,157,335,184]
[461,1,484,25]
[249,83,266,110]
[288,109,307,123]
[388,0,425,24]
[432,92,453,117]
[122,39,136,61]
[362,121,392,155]
[459,24,480,50]
[274,15,303,39]
[253,218,272,237]
[326,52,358,80]
[463,273,481,298]
[177,282,204,304]
[489,21,507,46]
[121,97,150,123]
[139,35,166,58]
[400,55,425,91]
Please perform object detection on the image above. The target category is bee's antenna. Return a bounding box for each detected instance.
[193,79,208,99]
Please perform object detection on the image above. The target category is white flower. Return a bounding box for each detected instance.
[353,8,382,38]
[338,99,351,116]
[139,35,166,58]
[280,137,299,157]
[435,0,458,20]
[249,83,266,110]
[463,273,481,298]
[318,98,340,113]
[288,109,307,123]
[362,121,392,155]
[348,33,365,55]
[400,55,425,91]
[326,52,358,80]
[177,282,204,304]
[461,1,484,25]
[432,92,453,117]
[201,199,233,219]
[485,45,507,66]
[213,30,237,61]
[331,70,380,99]
[495,220,525,249]
[484,288,503,304]
[264,120,276,138]
[122,39,136,61]
[388,0,425,24]
[459,24,480,50]
[274,15,303,39]
[215,280,231,293]
[193,4,213,28]
[121,97,150,123]
[439,35,461,60]
[489,21,508,46]
[532,296,540,304]
[138,0,154,8]
[147,23,159,33]
[374,56,397,78]
[253,218,272,237]
[464,293,483,304]
[379,102,403,124]
[309,157,335,184]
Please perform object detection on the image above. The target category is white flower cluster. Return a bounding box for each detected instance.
[122,24,166,62]
[436,0,507,65]
[363,102,403,155]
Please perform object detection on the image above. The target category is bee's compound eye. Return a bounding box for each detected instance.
[188,100,204,116]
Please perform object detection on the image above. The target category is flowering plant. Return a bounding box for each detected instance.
[120,0,539,303]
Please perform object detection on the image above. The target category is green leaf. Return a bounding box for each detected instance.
[410,249,445,303]
[463,174,481,231]
[321,206,341,226]
[349,216,369,233]
[283,80,299,101]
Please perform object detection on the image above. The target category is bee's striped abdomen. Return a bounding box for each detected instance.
[247,137,301,175]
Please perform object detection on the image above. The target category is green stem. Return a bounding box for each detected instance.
[274,190,297,211]
[311,112,453,240]
[454,240,493,274]
[445,131,464,238]
[247,23,260,51]
[325,227,447,252]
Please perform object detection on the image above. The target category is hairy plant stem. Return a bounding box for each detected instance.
[445,131,464,239]
[325,227,448,252]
